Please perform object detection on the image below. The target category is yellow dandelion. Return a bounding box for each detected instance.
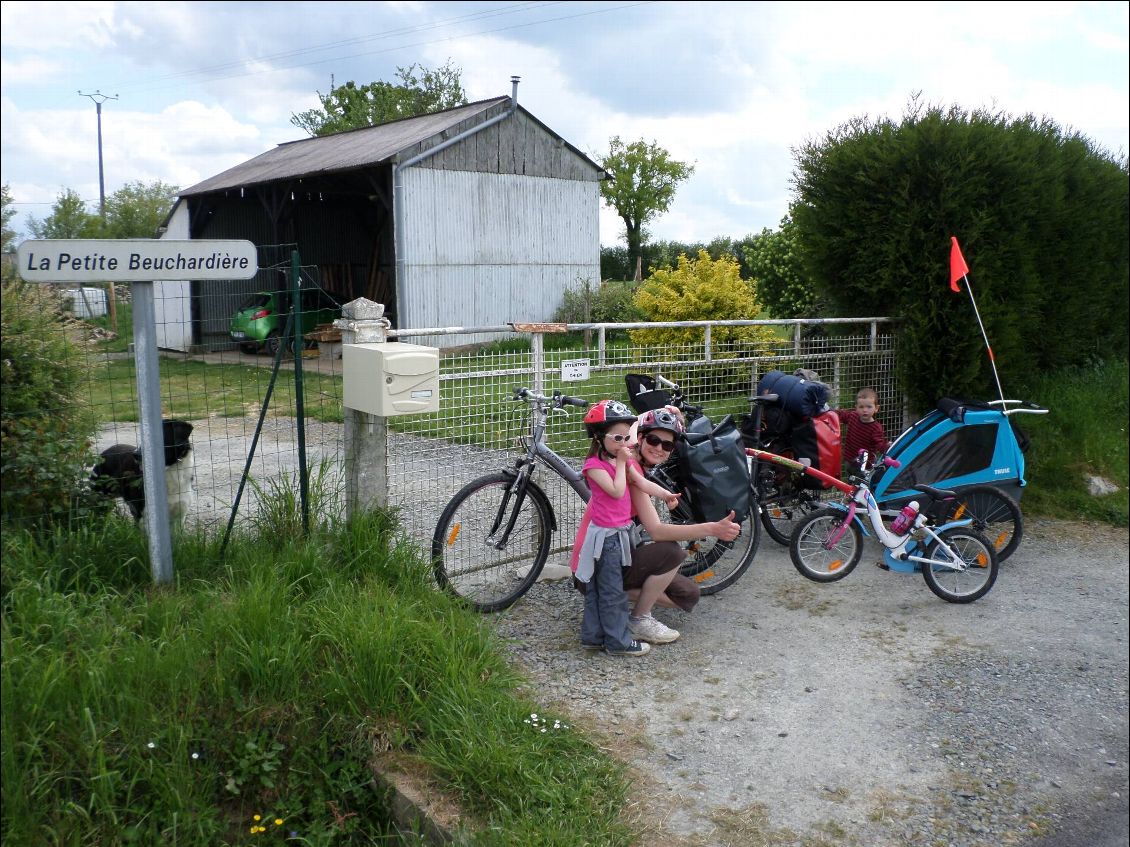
[275,818,284,826]
[253,814,261,821]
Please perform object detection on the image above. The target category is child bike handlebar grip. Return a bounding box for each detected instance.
[883,456,901,468]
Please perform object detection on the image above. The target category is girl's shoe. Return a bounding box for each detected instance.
[605,639,651,657]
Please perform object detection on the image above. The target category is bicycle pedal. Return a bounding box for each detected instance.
[875,560,890,571]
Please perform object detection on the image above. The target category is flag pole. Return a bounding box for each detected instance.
[950,237,1006,404]
[959,271,1006,404]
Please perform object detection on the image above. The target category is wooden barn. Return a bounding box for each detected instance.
[156,80,605,351]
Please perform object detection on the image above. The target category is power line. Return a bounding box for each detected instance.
[108,1,652,96]
[119,1,562,89]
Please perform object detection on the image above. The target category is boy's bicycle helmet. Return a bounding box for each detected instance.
[584,399,636,437]
[636,407,685,436]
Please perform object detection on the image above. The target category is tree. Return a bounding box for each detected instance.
[792,98,1129,409]
[740,215,818,317]
[629,251,776,354]
[2,184,18,253]
[98,180,180,239]
[291,61,468,137]
[27,189,97,239]
[599,137,694,281]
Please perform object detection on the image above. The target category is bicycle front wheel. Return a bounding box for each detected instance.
[921,527,999,603]
[431,473,553,613]
[943,485,1024,562]
[680,506,761,596]
[790,508,863,582]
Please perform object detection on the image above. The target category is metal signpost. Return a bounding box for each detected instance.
[16,239,258,585]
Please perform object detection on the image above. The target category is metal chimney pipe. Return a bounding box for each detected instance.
[511,75,520,106]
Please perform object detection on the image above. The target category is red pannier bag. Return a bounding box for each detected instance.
[785,411,842,489]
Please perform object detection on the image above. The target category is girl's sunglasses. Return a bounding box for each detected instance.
[642,434,676,452]
[603,433,631,443]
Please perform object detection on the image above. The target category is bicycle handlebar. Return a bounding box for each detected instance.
[986,399,1049,415]
[511,386,587,408]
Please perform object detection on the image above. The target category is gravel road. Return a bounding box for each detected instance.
[490,519,1129,847]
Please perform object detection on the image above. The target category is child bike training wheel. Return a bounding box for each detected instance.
[789,508,863,582]
[431,473,553,613]
[920,527,999,603]
[940,485,1024,562]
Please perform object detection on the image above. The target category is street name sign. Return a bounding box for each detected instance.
[16,239,259,282]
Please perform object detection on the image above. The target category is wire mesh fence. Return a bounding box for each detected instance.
[1,245,346,535]
[385,321,902,558]
[2,258,901,566]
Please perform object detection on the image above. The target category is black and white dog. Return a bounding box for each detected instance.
[91,419,196,528]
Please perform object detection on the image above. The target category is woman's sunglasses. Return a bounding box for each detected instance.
[642,434,676,452]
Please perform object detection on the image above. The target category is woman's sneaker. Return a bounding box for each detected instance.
[605,639,651,657]
[629,614,680,644]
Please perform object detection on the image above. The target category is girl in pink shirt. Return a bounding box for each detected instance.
[574,400,666,656]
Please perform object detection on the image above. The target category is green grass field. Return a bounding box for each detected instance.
[1,509,635,846]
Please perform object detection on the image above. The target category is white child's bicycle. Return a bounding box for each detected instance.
[764,450,1001,603]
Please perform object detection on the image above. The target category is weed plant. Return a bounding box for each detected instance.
[2,502,632,845]
[1013,358,1128,525]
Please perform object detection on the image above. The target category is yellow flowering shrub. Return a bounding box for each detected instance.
[629,250,777,357]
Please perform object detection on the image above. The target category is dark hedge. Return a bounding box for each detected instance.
[791,100,1129,411]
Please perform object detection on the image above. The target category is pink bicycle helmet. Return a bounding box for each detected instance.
[636,407,685,437]
[583,399,636,438]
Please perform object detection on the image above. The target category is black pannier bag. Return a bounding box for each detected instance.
[741,404,793,451]
[625,374,672,413]
[676,417,752,524]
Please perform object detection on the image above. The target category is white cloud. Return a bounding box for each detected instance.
[0,55,63,84]
[2,0,1126,248]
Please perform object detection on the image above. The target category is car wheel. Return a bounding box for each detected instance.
[265,330,294,357]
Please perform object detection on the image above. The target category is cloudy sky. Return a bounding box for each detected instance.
[2,1,1127,247]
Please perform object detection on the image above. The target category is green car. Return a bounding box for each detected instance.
[230,288,342,355]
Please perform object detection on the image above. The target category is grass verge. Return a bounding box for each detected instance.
[1014,358,1128,526]
[1,509,633,846]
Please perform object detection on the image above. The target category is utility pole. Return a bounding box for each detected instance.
[78,90,119,332]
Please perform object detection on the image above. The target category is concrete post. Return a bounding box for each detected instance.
[335,299,392,517]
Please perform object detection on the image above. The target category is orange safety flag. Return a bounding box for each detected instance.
[949,237,969,293]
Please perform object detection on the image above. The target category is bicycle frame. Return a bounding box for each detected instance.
[487,390,589,550]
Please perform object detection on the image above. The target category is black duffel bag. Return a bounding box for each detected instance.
[756,370,831,418]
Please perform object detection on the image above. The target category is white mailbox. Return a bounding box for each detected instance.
[342,342,440,416]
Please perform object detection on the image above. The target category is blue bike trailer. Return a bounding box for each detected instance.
[869,398,1027,508]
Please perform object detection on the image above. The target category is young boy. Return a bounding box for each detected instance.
[835,388,889,474]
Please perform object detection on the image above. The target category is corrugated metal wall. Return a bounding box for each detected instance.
[401,168,599,345]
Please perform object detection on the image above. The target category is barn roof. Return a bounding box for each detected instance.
[180,96,603,196]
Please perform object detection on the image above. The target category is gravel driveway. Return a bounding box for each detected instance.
[490,520,1129,847]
